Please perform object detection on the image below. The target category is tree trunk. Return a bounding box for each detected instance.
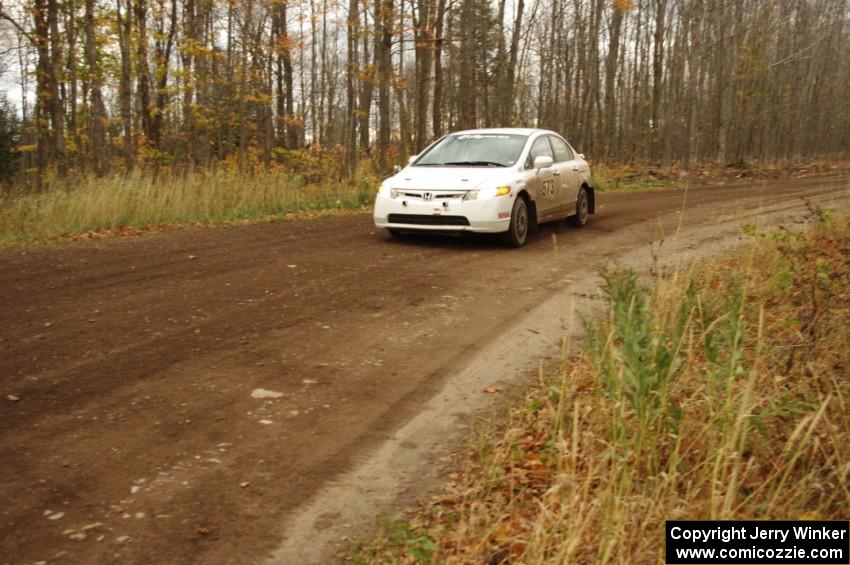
[134,0,153,145]
[651,0,665,161]
[238,0,251,169]
[318,0,328,144]
[48,0,67,175]
[376,0,393,172]
[151,0,177,149]
[456,0,476,129]
[193,0,211,165]
[116,0,133,171]
[84,0,107,174]
[604,2,623,160]
[181,0,195,166]
[356,1,373,151]
[345,0,359,170]
[396,23,411,158]
[431,0,446,138]
[504,0,523,126]
[413,0,433,152]
[33,0,52,176]
[66,0,79,166]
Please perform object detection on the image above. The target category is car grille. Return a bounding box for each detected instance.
[398,191,465,200]
[387,214,470,226]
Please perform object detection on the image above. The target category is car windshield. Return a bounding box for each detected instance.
[414,134,528,167]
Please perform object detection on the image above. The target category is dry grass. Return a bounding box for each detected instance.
[3,160,847,247]
[0,170,376,246]
[353,211,850,564]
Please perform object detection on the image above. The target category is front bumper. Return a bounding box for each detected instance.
[373,193,513,233]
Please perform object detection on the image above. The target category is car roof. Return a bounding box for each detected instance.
[449,127,551,137]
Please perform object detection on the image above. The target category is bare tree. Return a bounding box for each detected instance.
[1,0,849,181]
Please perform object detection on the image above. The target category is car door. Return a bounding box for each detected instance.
[524,135,558,220]
[549,135,580,215]
[567,141,591,186]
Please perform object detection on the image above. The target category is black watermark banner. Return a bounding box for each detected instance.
[666,521,849,564]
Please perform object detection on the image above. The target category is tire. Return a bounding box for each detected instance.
[387,228,405,238]
[570,186,589,227]
[502,196,530,248]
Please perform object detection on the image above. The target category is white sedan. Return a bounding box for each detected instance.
[373,128,595,247]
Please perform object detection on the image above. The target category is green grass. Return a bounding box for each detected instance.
[0,170,377,246]
[355,212,850,563]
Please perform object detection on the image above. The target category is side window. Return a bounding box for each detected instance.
[550,136,574,163]
[525,136,554,169]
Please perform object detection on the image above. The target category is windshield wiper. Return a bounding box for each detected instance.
[443,161,505,167]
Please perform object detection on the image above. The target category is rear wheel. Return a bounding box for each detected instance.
[502,197,529,248]
[570,186,589,227]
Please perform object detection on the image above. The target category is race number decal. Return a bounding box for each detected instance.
[541,178,556,199]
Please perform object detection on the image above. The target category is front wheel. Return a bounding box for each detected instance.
[570,186,589,227]
[502,197,530,248]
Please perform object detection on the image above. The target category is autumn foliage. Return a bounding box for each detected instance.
[1,0,849,189]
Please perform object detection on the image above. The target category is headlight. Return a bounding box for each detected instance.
[378,184,399,198]
[463,186,511,200]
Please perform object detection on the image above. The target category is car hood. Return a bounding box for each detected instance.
[387,166,514,191]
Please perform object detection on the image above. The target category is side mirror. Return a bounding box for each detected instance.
[533,155,554,170]
[393,164,401,173]
[577,153,585,160]
[408,155,418,165]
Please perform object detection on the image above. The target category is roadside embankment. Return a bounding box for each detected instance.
[354,210,850,563]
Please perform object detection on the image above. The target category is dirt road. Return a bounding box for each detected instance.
[1,177,847,564]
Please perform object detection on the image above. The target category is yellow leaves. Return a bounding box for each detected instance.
[179,38,213,58]
[391,75,408,92]
[357,65,377,86]
[272,35,298,54]
[613,0,637,11]
[243,92,272,104]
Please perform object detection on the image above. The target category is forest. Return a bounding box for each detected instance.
[0,0,848,187]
